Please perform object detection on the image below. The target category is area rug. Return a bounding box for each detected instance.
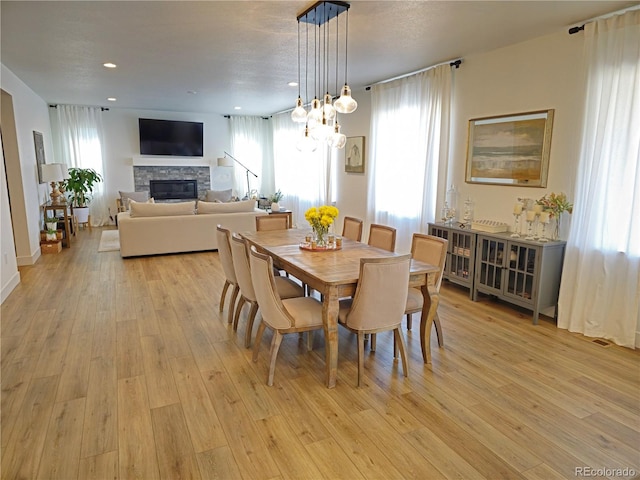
[98,229,120,252]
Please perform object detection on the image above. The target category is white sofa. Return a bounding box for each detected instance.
[117,199,268,257]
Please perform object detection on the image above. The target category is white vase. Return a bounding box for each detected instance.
[74,206,90,224]
[46,221,58,231]
[271,202,280,212]
[46,232,57,241]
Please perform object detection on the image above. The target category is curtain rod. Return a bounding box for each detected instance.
[49,104,109,111]
[365,58,462,90]
[568,5,640,34]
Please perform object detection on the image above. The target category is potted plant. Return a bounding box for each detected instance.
[269,189,283,211]
[62,167,103,225]
[44,215,58,232]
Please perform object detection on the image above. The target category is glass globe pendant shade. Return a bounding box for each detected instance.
[334,84,358,114]
[307,98,322,128]
[291,97,307,123]
[296,124,318,153]
[311,121,332,142]
[328,122,347,149]
[322,93,336,121]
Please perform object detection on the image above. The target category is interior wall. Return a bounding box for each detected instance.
[0,64,54,266]
[0,130,20,302]
[337,29,584,242]
[102,108,229,216]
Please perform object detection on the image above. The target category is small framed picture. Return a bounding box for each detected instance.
[345,136,365,173]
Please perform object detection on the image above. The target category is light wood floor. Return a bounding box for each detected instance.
[2,227,639,480]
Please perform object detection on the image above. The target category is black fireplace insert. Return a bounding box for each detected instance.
[149,179,198,200]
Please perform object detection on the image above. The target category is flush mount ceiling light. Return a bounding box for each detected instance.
[292,1,355,150]
[103,62,117,68]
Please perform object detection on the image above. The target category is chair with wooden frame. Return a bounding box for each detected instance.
[215,225,241,325]
[229,233,304,347]
[256,213,290,231]
[342,216,363,242]
[338,255,411,387]
[404,233,448,348]
[367,223,396,252]
[250,247,324,386]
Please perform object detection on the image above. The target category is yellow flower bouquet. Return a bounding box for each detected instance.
[305,205,339,246]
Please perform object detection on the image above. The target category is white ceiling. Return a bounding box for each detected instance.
[1,1,637,117]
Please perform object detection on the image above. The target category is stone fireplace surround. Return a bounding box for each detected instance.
[133,165,211,201]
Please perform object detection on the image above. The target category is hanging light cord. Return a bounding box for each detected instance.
[297,20,301,98]
[344,9,349,85]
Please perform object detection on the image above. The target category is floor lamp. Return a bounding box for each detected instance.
[221,151,258,199]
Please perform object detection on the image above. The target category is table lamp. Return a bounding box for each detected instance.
[40,163,64,204]
[57,164,70,202]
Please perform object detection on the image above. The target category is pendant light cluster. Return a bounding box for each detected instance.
[292,1,357,152]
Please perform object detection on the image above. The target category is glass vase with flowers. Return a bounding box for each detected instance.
[536,192,573,240]
[305,205,339,247]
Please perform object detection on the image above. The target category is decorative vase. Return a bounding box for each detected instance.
[46,221,58,231]
[46,231,57,241]
[313,227,328,247]
[553,216,561,241]
[271,202,280,212]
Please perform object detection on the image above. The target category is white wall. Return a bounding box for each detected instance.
[1,64,54,267]
[0,140,20,302]
[102,108,230,215]
[337,29,583,244]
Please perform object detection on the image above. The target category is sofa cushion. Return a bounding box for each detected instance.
[197,199,257,214]
[130,201,196,217]
[119,190,149,209]
[205,189,233,203]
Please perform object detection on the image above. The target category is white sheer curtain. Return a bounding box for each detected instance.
[229,116,274,198]
[558,10,640,348]
[49,105,108,226]
[367,65,452,253]
[271,113,333,227]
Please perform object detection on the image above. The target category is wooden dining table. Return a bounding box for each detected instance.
[241,229,440,388]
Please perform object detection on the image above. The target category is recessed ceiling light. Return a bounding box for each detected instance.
[234,106,242,110]
[107,97,117,102]
[288,81,298,87]
[103,62,117,68]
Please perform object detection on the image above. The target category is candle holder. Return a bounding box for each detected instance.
[510,212,522,238]
[539,212,550,242]
[524,211,536,240]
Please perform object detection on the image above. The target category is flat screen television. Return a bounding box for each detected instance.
[139,118,204,157]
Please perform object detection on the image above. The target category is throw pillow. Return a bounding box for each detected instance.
[205,189,233,203]
[129,201,196,217]
[197,199,256,214]
[119,190,150,209]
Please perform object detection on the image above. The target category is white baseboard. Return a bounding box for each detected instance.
[1,270,21,304]
[16,247,41,266]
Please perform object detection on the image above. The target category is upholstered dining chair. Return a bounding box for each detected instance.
[256,213,290,231]
[249,247,325,386]
[367,223,396,252]
[229,233,304,347]
[404,233,448,348]
[342,216,363,242]
[215,225,240,325]
[338,255,411,387]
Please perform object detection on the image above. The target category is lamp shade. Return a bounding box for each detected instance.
[59,163,70,179]
[40,163,64,182]
[217,157,234,167]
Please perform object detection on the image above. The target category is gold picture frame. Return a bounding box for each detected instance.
[345,136,365,173]
[465,109,554,187]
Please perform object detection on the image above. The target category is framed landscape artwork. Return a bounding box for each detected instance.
[33,131,46,183]
[345,136,365,173]
[465,109,554,187]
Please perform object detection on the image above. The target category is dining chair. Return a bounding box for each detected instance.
[338,255,411,387]
[230,233,304,347]
[404,233,448,349]
[216,225,240,325]
[367,223,396,252]
[249,247,325,386]
[256,213,290,231]
[342,216,363,242]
